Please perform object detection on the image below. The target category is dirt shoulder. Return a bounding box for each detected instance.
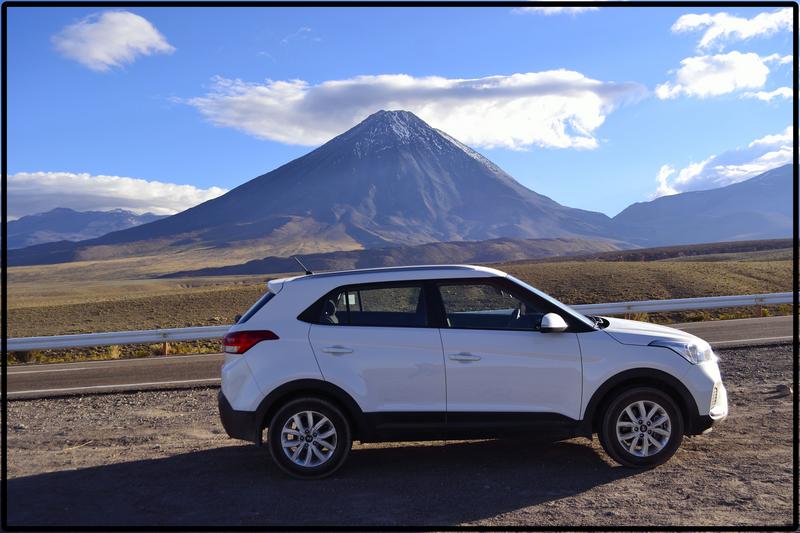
[6,344,794,527]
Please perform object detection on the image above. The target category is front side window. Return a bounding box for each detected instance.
[318,284,427,327]
[506,274,596,330]
[438,282,545,331]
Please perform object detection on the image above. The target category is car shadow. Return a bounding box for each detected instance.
[7,439,638,527]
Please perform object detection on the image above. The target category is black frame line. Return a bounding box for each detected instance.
[1,1,797,531]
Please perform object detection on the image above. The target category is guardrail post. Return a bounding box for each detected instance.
[163,342,170,356]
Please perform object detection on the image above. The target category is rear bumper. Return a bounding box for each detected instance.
[218,391,259,443]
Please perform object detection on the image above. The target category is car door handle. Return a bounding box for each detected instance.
[448,352,481,362]
[321,345,354,355]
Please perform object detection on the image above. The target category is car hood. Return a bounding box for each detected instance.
[601,316,699,346]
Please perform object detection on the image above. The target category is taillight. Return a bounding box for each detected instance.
[223,330,279,354]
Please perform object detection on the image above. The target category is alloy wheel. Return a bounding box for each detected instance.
[615,400,671,457]
[280,410,338,467]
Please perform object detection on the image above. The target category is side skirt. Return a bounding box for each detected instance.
[360,411,581,443]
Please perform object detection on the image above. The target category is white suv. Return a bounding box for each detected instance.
[219,265,728,478]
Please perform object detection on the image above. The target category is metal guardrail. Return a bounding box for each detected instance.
[573,291,794,316]
[7,325,231,352]
[6,292,794,352]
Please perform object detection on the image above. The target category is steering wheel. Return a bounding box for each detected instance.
[505,307,522,327]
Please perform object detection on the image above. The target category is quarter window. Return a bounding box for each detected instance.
[319,284,427,327]
[438,282,545,331]
[237,291,275,324]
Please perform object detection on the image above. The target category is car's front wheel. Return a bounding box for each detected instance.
[267,397,352,479]
[598,387,684,468]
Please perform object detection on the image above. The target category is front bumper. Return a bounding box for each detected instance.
[689,381,728,435]
[690,414,720,434]
[218,391,259,443]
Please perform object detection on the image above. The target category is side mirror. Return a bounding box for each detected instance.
[234,314,242,324]
[541,313,568,333]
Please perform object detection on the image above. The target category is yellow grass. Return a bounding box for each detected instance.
[7,258,791,338]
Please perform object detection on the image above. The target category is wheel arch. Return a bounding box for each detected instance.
[580,368,701,436]
[254,379,367,444]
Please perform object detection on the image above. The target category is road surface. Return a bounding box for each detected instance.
[677,315,793,348]
[6,315,793,399]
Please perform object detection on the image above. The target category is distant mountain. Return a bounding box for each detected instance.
[514,238,792,263]
[164,237,630,277]
[9,110,616,267]
[8,112,793,272]
[7,208,165,249]
[611,165,793,246]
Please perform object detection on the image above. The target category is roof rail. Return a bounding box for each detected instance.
[302,264,479,279]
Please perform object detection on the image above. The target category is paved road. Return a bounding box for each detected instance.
[675,315,793,348]
[6,316,792,399]
[7,353,224,399]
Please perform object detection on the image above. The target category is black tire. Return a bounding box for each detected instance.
[267,397,352,479]
[598,387,684,468]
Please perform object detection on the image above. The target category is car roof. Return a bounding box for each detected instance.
[268,264,506,293]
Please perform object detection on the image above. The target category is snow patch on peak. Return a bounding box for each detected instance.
[361,110,427,140]
[338,109,507,167]
[384,112,414,141]
[435,129,503,173]
[349,110,451,158]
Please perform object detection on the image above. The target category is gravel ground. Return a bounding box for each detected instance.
[6,344,795,527]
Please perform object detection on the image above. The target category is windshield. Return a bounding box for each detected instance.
[506,275,596,329]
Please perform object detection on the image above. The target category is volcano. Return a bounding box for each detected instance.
[10,110,618,267]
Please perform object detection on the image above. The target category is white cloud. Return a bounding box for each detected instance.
[184,71,645,150]
[713,127,792,181]
[52,11,174,71]
[513,5,599,15]
[8,172,227,219]
[280,26,320,45]
[672,8,792,50]
[654,165,678,197]
[748,127,791,148]
[652,126,792,197]
[762,53,793,65]
[742,86,792,101]
[655,51,785,99]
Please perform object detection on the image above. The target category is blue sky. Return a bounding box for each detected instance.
[6,5,793,219]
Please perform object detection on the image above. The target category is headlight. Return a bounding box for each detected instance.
[649,338,716,364]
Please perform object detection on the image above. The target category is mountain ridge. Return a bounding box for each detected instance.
[7,208,165,250]
[610,164,792,246]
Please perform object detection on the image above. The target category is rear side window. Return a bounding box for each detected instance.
[237,291,275,324]
[318,284,427,327]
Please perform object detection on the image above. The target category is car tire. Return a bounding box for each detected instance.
[598,387,684,468]
[267,397,352,479]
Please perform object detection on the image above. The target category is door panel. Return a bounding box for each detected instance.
[434,280,582,420]
[309,324,446,414]
[440,328,582,418]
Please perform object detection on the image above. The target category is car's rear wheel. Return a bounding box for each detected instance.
[267,397,352,479]
[598,387,684,468]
